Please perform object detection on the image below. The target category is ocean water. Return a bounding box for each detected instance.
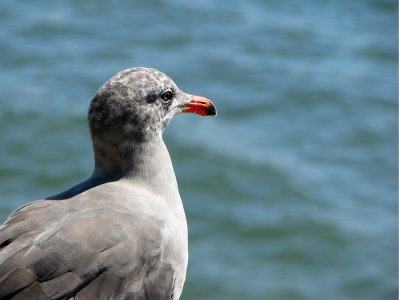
[0,0,397,299]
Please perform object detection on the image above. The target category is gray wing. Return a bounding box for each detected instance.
[0,199,172,300]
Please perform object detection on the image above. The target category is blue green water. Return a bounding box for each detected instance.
[0,0,397,299]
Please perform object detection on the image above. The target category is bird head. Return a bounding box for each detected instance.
[88,67,216,142]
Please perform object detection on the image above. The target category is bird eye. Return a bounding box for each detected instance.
[161,90,173,102]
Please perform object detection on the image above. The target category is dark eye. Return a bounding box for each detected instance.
[161,90,173,102]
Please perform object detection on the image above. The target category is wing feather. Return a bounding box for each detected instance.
[0,197,170,299]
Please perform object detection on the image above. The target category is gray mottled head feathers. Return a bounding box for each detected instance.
[88,67,187,141]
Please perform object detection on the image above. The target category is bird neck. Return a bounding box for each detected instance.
[92,136,180,198]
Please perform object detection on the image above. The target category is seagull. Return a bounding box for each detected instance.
[0,67,217,300]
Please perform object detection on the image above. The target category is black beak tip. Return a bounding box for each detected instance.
[208,103,217,116]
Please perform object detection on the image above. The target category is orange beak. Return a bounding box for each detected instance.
[180,95,217,116]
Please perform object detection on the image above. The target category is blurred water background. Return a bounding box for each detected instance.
[0,0,397,299]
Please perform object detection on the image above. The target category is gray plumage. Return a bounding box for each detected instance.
[0,67,216,300]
